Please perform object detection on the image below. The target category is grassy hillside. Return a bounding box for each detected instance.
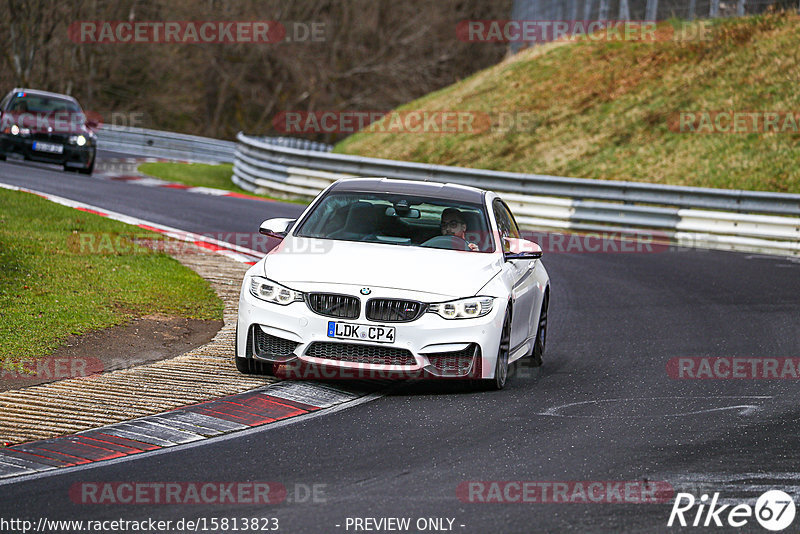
[336,13,800,193]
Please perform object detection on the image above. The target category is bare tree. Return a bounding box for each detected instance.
[2,0,66,86]
[0,0,511,140]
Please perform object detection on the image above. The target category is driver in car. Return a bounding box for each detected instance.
[440,208,479,251]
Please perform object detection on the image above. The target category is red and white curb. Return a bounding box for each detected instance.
[97,157,272,203]
[0,181,393,481]
[0,182,263,265]
[0,381,388,482]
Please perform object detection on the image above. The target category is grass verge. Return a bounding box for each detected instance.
[137,162,306,203]
[336,13,800,193]
[0,187,223,366]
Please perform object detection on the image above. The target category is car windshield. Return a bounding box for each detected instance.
[8,95,82,115]
[294,191,496,253]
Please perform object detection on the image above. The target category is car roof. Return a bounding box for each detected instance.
[8,88,80,104]
[328,177,485,203]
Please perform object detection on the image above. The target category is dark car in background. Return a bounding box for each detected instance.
[0,88,97,174]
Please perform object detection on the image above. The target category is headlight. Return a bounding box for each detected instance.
[10,125,19,135]
[249,276,304,305]
[69,135,87,146]
[427,296,494,319]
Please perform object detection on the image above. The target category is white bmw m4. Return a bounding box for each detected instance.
[235,178,549,390]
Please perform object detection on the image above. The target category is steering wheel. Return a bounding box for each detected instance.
[420,235,471,251]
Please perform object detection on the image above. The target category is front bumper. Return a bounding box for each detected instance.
[0,134,96,168]
[236,283,506,380]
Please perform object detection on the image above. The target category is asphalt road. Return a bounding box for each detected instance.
[0,152,304,235]
[1,154,799,533]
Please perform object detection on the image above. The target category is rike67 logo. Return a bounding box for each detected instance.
[668,490,796,531]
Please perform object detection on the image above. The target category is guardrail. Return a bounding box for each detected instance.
[233,132,800,256]
[246,135,333,153]
[96,125,236,163]
[96,126,333,165]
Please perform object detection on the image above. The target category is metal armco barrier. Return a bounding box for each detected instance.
[233,132,800,256]
[96,126,332,164]
[97,125,236,163]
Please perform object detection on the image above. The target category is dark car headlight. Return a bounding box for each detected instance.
[5,125,30,137]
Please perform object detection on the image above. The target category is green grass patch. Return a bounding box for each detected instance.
[0,188,223,366]
[336,12,800,193]
[138,162,236,190]
[137,162,306,203]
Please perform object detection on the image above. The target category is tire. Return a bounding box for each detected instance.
[531,292,548,367]
[481,308,511,390]
[78,156,95,175]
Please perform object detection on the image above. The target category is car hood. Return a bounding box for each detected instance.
[262,237,502,299]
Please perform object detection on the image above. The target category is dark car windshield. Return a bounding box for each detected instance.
[294,191,496,252]
[7,94,82,114]
[4,94,87,130]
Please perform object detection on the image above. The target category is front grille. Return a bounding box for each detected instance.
[426,344,478,373]
[366,299,425,322]
[306,293,360,319]
[254,328,299,357]
[305,342,416,366]
[30,132,69,143]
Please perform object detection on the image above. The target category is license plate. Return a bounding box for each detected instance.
[32,141,63,154]
[327,321,395,343]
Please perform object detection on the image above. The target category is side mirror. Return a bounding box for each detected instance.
[503,237,542,260]
[85,119,99,129]
[259,218,295,238]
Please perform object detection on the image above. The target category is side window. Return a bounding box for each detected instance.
[493,200,520,252]
[0,94,11,111]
